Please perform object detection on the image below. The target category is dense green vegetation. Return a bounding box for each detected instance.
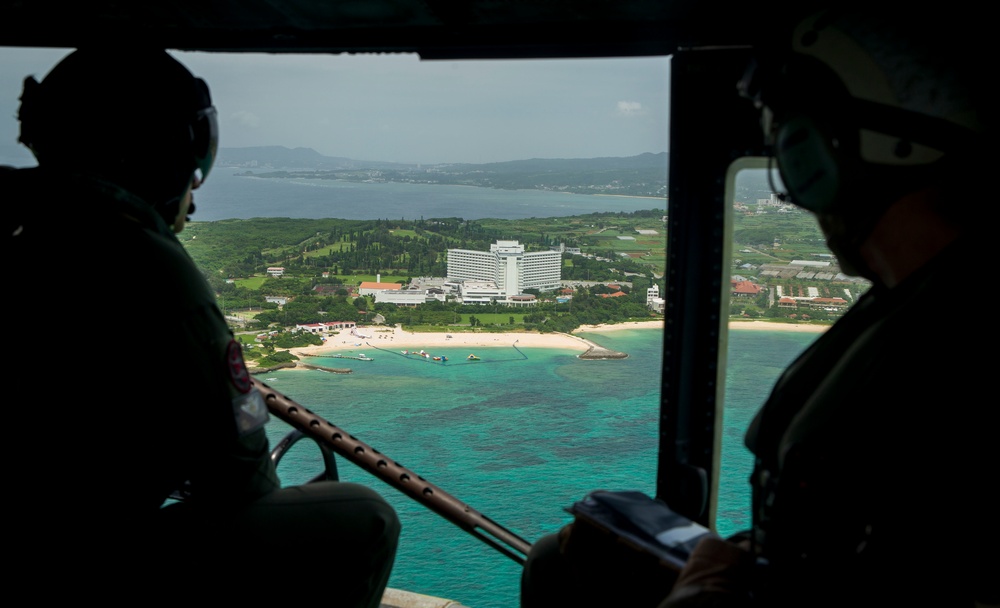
[179,210,667,286]
[180,197,856,338]
[237,327,324,368]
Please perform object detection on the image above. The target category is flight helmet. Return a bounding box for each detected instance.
[739,8,988,231]
[17,48,218,221]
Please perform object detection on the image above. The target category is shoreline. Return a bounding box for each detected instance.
[281,320,829,363]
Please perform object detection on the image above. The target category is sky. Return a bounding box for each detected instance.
[0,47,670,166]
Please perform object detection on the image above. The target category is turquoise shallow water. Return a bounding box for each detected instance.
[259,327,820,607]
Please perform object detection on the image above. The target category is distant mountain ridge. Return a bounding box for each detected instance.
[2,143,668,198]
[215,145,668,173]
[215,146,410,170]
[216,146,669,197]
[4,143,669,174]
[447,152,669,174]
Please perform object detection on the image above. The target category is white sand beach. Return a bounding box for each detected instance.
[727,320,829,333]
[290,324,594,356]
[287,319,828,360]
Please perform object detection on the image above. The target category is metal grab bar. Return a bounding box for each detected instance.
[253,377,532,565]
[270,427,340,483]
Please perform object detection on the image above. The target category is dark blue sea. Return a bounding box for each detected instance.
[192,169,666,221]
[0,150,665,221]
[260,328,819,607]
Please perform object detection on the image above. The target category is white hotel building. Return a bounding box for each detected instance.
[447,240,562,302]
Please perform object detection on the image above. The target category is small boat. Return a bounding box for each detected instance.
[467,354,480,361]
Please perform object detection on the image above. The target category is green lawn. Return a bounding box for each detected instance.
[233,276,267,289]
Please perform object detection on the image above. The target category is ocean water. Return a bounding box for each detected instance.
[168,171,807,605]
[0,152,666,221]
[192,169,666,221]
[260,327,819,607]
[1,152,813,606]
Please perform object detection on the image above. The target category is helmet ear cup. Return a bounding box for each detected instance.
[757,51,859,214]
[188,78,218,182]
[773,113,851,213]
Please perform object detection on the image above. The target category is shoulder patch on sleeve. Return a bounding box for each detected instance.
[232,388,269,436]
[226,339,252,394]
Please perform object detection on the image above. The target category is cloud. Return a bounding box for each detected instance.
[617,101,644,116]
[231,110,260,128]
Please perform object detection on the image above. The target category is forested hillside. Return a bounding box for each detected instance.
[182,210,667,283]
[218,147,669,197]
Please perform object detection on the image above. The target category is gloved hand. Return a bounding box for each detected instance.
[658,536,755,607]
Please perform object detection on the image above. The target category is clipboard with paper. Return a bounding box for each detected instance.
[566,490,717,570]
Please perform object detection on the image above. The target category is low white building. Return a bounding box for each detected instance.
[453,280,504,305]
[505,294,538,307]
[295,321,357,334]
[646,284,665,313]
[374,290,431,307]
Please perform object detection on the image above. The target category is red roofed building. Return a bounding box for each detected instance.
[731,279,763,298]
[358,281,403,296]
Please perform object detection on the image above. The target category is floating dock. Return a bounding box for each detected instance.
[329,354,375,361]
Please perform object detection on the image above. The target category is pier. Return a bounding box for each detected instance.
[579,345,629,359]
[558,332,629,359]
[298,363,353,373]
[329,354,375,361]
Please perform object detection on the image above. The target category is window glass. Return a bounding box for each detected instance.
[2,48,670,608]
[716,164,871,536]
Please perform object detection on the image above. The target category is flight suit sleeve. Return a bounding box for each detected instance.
[181,301,282,503]
[150,226,281,504]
